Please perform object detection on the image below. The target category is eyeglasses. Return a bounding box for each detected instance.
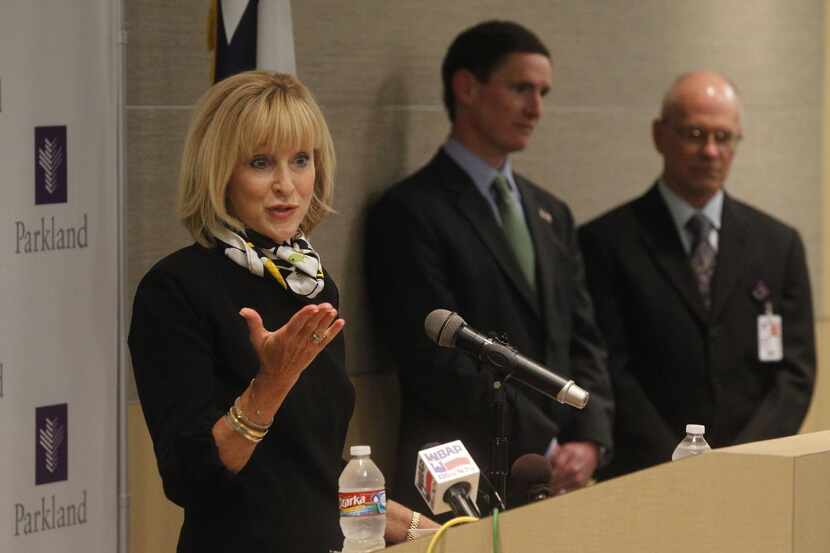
[669,124,742,151]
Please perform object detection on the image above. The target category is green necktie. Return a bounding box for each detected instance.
[492,174,536,290]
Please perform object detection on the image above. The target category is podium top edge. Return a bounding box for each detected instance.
[717,430,830,458]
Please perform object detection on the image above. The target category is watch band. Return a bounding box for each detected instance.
[406,511,421,542]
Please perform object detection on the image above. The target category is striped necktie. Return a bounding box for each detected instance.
[492,174,536,290]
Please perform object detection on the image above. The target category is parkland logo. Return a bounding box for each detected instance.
[35,126,67,205]
[35,404,68,485]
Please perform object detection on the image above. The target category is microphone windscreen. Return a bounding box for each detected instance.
[509,453,553,505]
[424,309,464,347]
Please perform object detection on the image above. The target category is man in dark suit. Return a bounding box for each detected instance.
[365,21,613,512]
[579,71,816,479]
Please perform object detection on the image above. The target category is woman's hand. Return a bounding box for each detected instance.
[239,303,345,385]
[213,304,344,473]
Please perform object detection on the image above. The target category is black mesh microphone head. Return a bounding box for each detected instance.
[424,309,465,347]
[508,453,554,506]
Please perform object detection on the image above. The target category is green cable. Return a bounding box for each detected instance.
[492,508,501,553]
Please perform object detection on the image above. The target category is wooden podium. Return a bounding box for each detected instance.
[388,431,830,553]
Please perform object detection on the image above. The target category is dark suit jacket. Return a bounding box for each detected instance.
[578,185,816,478]
[365,150,613,511]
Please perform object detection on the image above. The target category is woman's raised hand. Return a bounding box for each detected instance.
[239,303,345,384]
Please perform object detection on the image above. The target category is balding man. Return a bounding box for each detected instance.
[579,71,816,478]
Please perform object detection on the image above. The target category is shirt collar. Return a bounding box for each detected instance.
[657,179,723,230]
[443,138,517,194]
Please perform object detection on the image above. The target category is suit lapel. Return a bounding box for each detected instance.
[436,152,540,317]
[709,195,747,320]
[633,185,708,323]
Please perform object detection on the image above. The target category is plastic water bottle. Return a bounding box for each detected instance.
[339,445,386,553]
[671,424,712,461]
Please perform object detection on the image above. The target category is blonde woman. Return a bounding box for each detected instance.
[129,71,430,552]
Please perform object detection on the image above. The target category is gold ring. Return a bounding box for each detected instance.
[310,331,324,344]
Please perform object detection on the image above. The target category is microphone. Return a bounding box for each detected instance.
[424,309,590,409]
[508,454,553,506]
[414,440,481,518]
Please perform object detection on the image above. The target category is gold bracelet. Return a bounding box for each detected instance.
[406,511,421,542]
[227,408,265,441]
[247,378,273,424]
[224,412,263,443]
[233,396,272,432]
[228,405,268,439]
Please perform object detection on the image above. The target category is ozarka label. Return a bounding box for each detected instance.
[338,489,386,517]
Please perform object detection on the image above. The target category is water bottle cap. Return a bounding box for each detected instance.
[350,445,371,456]
[686,424,705,435]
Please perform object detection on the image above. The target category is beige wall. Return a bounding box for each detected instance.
[126,1,828,551]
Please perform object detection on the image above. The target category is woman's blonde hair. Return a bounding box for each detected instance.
[177,71,336,246]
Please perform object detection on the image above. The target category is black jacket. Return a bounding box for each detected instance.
[129,243,354,552]
[366,150,613,511]
[579,185,815,478]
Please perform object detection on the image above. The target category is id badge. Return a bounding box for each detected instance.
[758,305,783,362]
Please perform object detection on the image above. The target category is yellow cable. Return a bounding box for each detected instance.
[425,516,479,553]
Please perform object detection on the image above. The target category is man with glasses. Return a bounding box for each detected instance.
[579,71,815,478]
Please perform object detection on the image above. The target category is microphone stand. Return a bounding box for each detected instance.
[473,331,564,512]
[481,333,513,512]
[489,369,510,510]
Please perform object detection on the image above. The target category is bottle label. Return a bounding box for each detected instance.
[338,489,386,517]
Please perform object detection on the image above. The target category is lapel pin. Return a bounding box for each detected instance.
[538,208,553,223]
[752,280,770,303]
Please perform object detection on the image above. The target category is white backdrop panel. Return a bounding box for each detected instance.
[0,2,119,551]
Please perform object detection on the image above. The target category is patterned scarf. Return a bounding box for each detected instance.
[214,227,325,299]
